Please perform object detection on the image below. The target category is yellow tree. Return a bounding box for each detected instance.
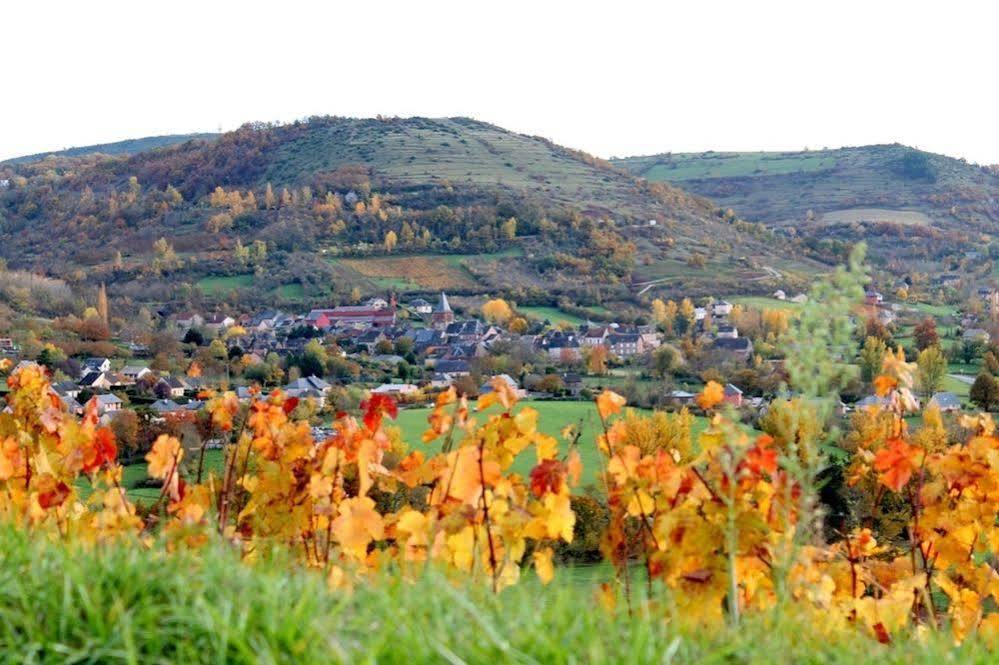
[500,217,517,240]
[384,230,398,253]
[651,298,667,325]
[679,298,696,335]
[96,283,109,325]
[586,345,609,375]
[481,299,513,324]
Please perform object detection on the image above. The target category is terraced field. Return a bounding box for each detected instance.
[338,256,479,291]
[818,208,932,226]
[265,118,644,212]
[632,151,837,182]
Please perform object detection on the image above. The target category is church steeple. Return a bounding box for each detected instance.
[431,291,454,329]
[437,291,451,313]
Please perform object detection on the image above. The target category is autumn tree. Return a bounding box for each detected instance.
[96,283,109,325]
[481,298,513,325]
[916,345,947,396]
[678,298,696,336]
[500,217,517,240]
[384,230,398,252]
[585,345,609,375]
[207,212,234,233]
[152,237,181,274]
[234,239,250,266]
[658,299,679,336]
[913,317,939,351]
[761,309,790,337]
[110,410,141,457]
[864,317,892,344]
[651,299,667,325]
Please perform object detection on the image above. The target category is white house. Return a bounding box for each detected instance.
[121,365,152,381]
[712,300,733,317]
[204,314,236,334]
[83,357,112,374]
[410,298,433,315]
[715,325,739,340]
[94,393,123,415]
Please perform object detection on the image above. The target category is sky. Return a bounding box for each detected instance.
[3,0,998,163]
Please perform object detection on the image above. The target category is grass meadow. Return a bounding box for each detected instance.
[0,526,990,664]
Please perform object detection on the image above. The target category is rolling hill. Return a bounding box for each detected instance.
[0,117,822,316]
[3,133,219,165]
[614,145,999,274]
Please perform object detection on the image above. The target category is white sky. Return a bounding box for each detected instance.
[2,0,998,163]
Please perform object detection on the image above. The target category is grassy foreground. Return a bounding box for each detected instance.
[0,528,991,664]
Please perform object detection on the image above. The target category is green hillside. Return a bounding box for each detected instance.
[0,117,822,316]
[3,133,218,165]
[615,144,999,272]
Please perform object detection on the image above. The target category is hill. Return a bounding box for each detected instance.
[0,117,820,316]
[615,144,999,274]
[3,133,219,165]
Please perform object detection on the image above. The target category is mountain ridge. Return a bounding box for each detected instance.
[3,133,220,165]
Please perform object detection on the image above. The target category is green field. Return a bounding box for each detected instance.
[113,400,718,498]
[276,282,306,300]
[196,274,254,295]
[518,306,588,326]
[393,399,715,487]
[940,374,972,399]
[908,301,958,318]
[729,295,805,312]
[196,274,306,300]
[637,151,836,182]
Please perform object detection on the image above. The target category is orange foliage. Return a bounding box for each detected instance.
[3,362,999,643]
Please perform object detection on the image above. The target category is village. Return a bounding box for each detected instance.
[4,277,997,443]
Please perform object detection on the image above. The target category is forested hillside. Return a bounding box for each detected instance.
[0,117,820,316]
[615,144,999,273]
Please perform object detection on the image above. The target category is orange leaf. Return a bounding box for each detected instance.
[742,434,778,477]
[361,393,398,431]
[529,459,566,497]
[873,438,918,492]
[596,390,626,420]
[873,374,897,398]
[566,449,582,486]
[533,547,555,585]
[146,435,182,480]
